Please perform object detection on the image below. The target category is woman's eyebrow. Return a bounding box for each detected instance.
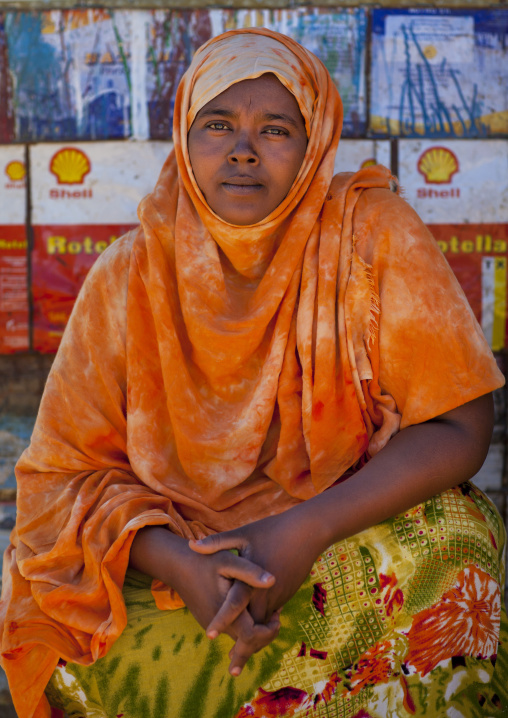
[196,107,300,127]
[197,107,236,120]
[263,112,299,128]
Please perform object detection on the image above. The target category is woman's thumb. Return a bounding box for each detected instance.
[189,531,244,554]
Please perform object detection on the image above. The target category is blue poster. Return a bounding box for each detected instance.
[370,9,508,138]
[6,10,132,141]
[0,13,14,142]
[146,10,213,140]
[217,8,367,137]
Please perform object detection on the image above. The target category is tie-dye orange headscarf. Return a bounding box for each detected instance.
[1,29,503,718]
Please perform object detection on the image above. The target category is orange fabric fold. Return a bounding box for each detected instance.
[0,29,503,717]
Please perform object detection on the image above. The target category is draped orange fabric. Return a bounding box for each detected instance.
[0,29,504,718]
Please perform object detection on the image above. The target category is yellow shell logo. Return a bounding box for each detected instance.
[423,45,437,60]
[360,158,376,170]
[50,147,91,185]
[417,146,459,185]
[5,160,26,182]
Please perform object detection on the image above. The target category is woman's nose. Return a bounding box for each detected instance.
[228,134,259,164]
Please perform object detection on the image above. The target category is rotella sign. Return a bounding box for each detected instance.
[0,146,28,353]
[400,140,508,351]
[30,141,171,352]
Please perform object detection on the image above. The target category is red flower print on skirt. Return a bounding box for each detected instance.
[235,687,312,717]
[347,639,395,695]
[405,566,501,676]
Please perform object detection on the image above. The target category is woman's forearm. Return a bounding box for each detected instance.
[130,525,190,586]
[295,393,494,554]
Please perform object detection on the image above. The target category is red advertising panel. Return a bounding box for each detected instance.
[32,224,135,352]
[30,141,171,352]
[0,147,28,353]
[399,140,508,350]
[430,224,508,350]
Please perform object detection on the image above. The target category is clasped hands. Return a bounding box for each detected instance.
[182,510,321,676]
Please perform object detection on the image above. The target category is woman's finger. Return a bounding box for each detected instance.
[220,553,275,589]
[189,532,246,554]
[206,580,253,638]
[228,612,281,676]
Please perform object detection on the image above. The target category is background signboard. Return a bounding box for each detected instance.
[398,139,508,350]
[0,13,14,143]
[334,139,390,173]
[0,146,28,353]
[6,10,135,142]
[30,140,171,351]
[370,9,508,138]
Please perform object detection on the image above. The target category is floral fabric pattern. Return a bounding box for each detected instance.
[46,482,508,718]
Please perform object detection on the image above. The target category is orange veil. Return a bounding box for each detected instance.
[0,29,503,718]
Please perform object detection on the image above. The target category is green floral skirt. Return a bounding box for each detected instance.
[46,482,508,718]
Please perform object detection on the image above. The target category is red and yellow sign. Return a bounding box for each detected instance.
[417,147,459,185]
[430,223,508,351]
[49,147,91,185]
[32,224,135,352]
[5,161,26,183]
[0,225,29,353]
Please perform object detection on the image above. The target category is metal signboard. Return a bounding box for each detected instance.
[399,139,508,349]
[30,140,171,351]
[334,140,390,174]
[371,9,508,138]
[0,145,28,353]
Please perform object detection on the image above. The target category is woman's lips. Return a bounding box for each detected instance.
[222,179,263,195]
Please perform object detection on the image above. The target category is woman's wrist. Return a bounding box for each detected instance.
[129,525,190,588]
[279,498,335,558]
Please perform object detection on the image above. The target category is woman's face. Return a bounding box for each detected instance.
[188,74,308,226]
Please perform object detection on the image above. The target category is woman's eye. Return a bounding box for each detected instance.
[208,122,229,131]
[265,128,288,136]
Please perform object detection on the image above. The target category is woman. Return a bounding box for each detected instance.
[1,29,507,718]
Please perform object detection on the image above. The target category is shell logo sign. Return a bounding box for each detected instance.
[417,147,459,185]
[5,160,26,182]
[49,147,91,185]
[360,158,376,169]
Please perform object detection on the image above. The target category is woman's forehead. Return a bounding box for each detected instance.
[185,32,316,136]
[194,75,305,127]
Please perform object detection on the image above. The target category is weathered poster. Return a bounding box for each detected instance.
[334,140,390,174]
[0,14,15,142]
[5,9,136,141]
[0,146,29,353]
[146,10,212,139]
[399,139,508,350]
[30,140,171,351]
[371,9,508,138]
[219,8,367,136]
[5,8,367,142]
